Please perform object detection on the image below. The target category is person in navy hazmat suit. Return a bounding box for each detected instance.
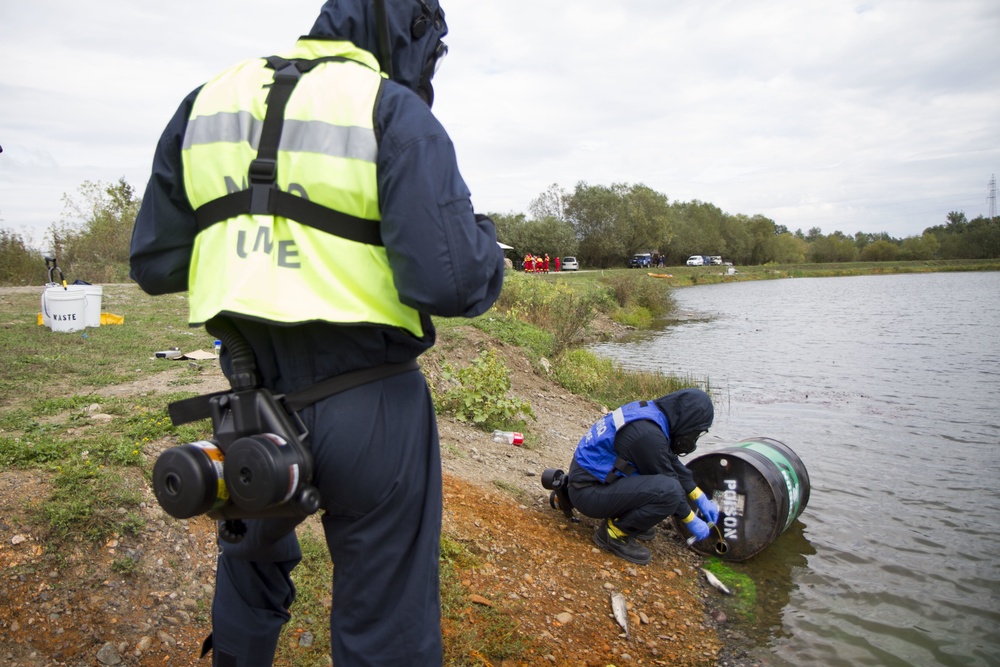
[129,1,504,665]
[567,389,720,565]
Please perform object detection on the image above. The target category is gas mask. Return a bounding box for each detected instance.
[671,430,708,457]
[416,39,447,107]
[374,0,448,107]
[152,386,320,527]
[150,318,321,543]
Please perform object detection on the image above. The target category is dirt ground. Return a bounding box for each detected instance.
[0,318,760,667]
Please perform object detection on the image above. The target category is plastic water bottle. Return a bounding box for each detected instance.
[492,430,524,446]
[214,339,222,356]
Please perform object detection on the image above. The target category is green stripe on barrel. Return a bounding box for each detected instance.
[680,438,810,561]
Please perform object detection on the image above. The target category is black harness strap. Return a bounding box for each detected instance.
[604,456,637,484]
[168,389,230,426]
[283,359,419,412]
[167,360,419,426]
[193,54,384,247]
[249,56,299,213]
[195,189,384,246]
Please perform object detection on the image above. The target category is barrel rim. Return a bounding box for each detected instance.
[684,439,810,561]
[737,437,811,511]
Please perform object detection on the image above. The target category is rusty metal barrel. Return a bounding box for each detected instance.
[681,437,810,561]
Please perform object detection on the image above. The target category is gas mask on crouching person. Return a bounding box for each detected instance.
[671,430,708,457]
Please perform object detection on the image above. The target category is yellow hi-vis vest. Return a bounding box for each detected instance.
[181,39,424,337]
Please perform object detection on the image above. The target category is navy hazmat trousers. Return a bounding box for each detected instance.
[567,461,688,535]
[209,365,442,667]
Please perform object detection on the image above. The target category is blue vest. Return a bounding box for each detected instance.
[573,401,670,483]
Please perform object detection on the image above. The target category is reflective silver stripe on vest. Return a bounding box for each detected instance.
[182,111,377,163]
[612,407,626,429]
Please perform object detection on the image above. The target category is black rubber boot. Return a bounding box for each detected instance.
[593,519,652,565]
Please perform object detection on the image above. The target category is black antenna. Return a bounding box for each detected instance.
[373,0,393,78]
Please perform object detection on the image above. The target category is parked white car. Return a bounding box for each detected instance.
[686,255,705,266]
[561,256,579,271]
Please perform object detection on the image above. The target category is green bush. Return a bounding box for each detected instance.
[551,348,614,397]
[613,304,654,329]
[432,348,535,431]
[0,227,44,286]
[493,273,602,353]
[553,347,703,408]
[48,178,139,284]
[470,313,556,360]
[599,272,675,317]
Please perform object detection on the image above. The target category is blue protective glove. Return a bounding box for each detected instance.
[682,511,711,542]
[689,487,720,525]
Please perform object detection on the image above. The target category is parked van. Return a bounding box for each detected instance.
[629,253,653,268]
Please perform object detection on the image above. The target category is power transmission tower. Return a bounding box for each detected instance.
[989,174,997,219]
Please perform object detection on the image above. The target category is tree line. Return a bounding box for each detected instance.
[1,178,139,286]
[490,182,1000,268]
[1,178,998,286]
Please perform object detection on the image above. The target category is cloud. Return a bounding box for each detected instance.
[437,0,1000,235]
[1,0,997,245]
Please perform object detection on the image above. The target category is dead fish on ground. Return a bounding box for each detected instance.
[701,568,733,595]
[610,591,630,638]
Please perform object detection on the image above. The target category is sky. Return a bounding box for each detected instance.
[1,0,998,250]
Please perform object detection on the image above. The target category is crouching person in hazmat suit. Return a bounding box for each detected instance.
[567,389,720,565]
[128,1,504,665]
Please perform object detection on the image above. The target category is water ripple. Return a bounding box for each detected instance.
[592,272,1000,666]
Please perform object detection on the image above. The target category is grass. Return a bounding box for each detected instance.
[0,280,700,548]
[465,313,556,361]
[0,282,562,665]
[272,528,532,666]
[0,285,212,407]
[553,347,706,409]
[0,285,218,543]
[440,536,529,666]
[1,262,969,663]
[275,526,334,666]
[37,463,146,542]
[112,553,142,576]
[0,393,211,469]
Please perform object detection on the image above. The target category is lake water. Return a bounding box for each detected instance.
[590,272,1000,667]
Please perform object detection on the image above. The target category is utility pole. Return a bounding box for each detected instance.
[989,174,997,219]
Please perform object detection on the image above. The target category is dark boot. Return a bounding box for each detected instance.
[593,519,652,565]
[635,526,657,542]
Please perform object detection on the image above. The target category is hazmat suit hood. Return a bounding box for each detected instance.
[310,0,448,105]
[654,389,714,455]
